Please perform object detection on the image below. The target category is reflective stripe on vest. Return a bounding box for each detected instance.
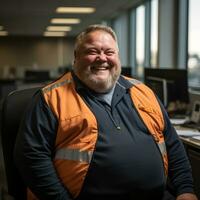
[158,142,167,156]
[55,148,92,163]
[43,79,72,93]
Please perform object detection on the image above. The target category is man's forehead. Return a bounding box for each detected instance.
[84,30,115,41]
[81,31,117,47]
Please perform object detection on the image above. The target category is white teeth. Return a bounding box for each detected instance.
[95,68,107,70]
[92,66,109,70]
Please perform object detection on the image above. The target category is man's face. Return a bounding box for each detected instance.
[73,30,121,93]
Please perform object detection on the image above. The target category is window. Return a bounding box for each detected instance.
[129,8,137,76]
[112,14,128,66]
[150,0,158,67]
[136,5,145,78]
[188,0,200,87]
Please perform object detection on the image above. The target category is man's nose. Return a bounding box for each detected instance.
[97,52,107,61]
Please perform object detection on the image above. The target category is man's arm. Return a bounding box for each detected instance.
[14,91,72,200]
[158,101,198,199]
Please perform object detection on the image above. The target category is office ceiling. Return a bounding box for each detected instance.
[0,0,140,37]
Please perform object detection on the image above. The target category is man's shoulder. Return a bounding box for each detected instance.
[119,75,144,88]
[42,72,73,94]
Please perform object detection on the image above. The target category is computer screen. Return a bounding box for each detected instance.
[121,66,132,77]
[145,76,168,107]
[144,68,189,115]
[24,70,50,83]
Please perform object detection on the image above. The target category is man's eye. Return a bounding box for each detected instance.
[106,51,115,56]
[90,51,98,55]
[86,50,98,55]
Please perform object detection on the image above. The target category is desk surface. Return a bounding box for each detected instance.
[175,126,200,149]
[180,136,200,149]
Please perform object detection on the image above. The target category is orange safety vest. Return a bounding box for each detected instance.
[28,72,168,200]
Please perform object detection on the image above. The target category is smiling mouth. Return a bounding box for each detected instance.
[91,65,111,71]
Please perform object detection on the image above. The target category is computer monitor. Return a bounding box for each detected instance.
[24,70,50,83]
[121,66,132,77]
[144,68,189,115]
[145,76,168,107]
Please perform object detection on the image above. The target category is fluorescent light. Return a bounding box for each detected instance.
[56,7,95,14]
[0,31,8,36]
[47,26,71,31]
[51,18,80,24]
[44,32,66,37]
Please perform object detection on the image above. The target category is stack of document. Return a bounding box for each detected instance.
[170,118,188,125]
[176,129,200,143]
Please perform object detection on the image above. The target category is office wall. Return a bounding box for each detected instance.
[0,37,75,78]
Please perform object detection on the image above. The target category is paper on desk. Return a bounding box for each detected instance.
[176,129,200,137]
[191,136,200,141]
[170,118,188,125]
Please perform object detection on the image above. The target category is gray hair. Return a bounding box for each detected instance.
[74,24,119,53]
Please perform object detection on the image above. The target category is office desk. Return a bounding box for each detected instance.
[175,127,200,149]
[175,126,200,199]
[180,136,200,149]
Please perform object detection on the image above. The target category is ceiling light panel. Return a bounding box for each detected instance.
[51,18,81,24]
[56,7,95,14]
[44,31,66,37]
[0,31,8,36]
[47,26,71,31]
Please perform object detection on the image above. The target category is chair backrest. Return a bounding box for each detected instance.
[0,87,41,200]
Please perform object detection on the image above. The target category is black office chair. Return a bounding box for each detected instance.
[0,87,41,200]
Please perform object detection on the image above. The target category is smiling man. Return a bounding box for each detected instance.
[15,24,198,200]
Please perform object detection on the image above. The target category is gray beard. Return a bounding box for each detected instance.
[80,69,121,93]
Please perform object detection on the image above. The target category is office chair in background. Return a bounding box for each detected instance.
[0,87,40,200]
